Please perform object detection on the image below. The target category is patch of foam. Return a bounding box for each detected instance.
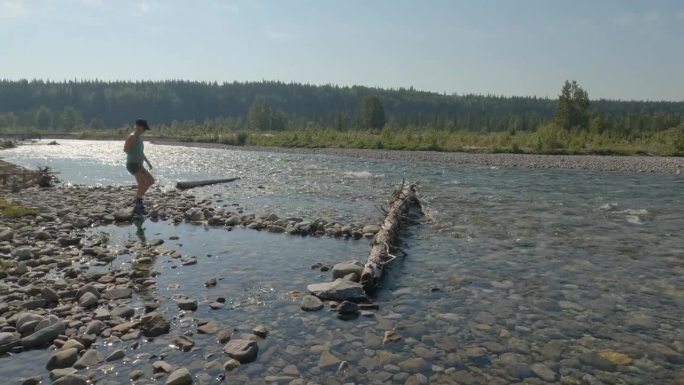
[599,203,618,211]
[621,208,648,216]
[625,215,643,225]
[343,171,373,178]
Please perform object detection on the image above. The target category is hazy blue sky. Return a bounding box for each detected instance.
[1,0,683,100]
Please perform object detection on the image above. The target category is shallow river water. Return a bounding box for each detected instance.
[1,140,683,385]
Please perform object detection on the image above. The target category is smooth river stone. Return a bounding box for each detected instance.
[307,279,367,301]
[224,339,259,363]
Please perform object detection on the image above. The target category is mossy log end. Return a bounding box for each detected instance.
[360,181,420,293]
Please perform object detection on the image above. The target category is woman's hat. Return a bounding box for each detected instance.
[135,119,150,130]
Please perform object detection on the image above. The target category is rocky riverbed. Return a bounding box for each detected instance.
[0,184,387,384]
[1,144,683,385]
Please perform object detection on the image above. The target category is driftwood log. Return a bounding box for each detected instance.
[360,181,420,293]
[176,177,240,190]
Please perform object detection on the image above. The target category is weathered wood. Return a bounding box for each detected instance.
[360,181,419,293]
[175,177,240,190]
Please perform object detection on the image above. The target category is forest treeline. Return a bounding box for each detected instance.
[1,79,683,137]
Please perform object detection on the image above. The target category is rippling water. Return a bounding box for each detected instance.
[2,140,683,384]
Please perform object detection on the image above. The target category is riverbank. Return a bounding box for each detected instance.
[4,130,684,175]
[5,134,683,175]
[147,138,684,175]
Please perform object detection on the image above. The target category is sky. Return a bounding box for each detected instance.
[1,0,683,101]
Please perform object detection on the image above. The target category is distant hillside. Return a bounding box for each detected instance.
[0,80,682,133]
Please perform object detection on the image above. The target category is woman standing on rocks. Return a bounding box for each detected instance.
[124,119,155,215]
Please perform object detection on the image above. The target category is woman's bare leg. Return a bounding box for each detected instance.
[140,169,155,196]
[134,171,146,199]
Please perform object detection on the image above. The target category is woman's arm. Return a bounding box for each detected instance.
[144,155,153,169]
[123,134,136,153]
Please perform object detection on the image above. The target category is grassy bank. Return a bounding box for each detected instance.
[3,123,684,156]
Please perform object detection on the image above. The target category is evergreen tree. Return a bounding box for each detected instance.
[247,99,287,131]
[358,95,386,130]
[58,106,84,131]
[555,80,590,130]
[34,106,53,130]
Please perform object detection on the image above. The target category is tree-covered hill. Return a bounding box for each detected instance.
[0,80,682,135]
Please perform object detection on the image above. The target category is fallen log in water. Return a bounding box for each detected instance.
[175,177,240,190]
[360,181,420,293]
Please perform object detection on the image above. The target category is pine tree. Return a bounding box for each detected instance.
[555,80,590,130]
[358,96,386,130]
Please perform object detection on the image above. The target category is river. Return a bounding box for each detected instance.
[1,140,682,384]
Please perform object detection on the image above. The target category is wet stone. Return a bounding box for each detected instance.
[20,376,42,385]
[224,339,259,363]
[171,335,195,352]
[398,358,430,373]
[177,299,198,311]
[103,287,132,300]
[224,359,240,371]
[61,339,85,351]
[197,321,220,334]
[140,312,170,337]
[105,349,125,362]
[318,350,341,368]
[73,348,104,369]
[154,360,175,373]
[531,362,557,381]
[165,368,193,385]
[53,374,87,385]
[46,347,79,370]
[301,295,324,311]
[579,351,617,371]
[253,325,268,338]
[307,279,367,301]
[111,305,134,319]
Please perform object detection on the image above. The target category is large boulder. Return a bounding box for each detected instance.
[223,339,258,363]
[307,279,367,301]
[141,312,170,337]
[21,320,65,348]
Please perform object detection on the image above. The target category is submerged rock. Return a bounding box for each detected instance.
[223,339,258,363]
[171,335,195,352]
[166,368,193,385]
[301,295,324,311]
